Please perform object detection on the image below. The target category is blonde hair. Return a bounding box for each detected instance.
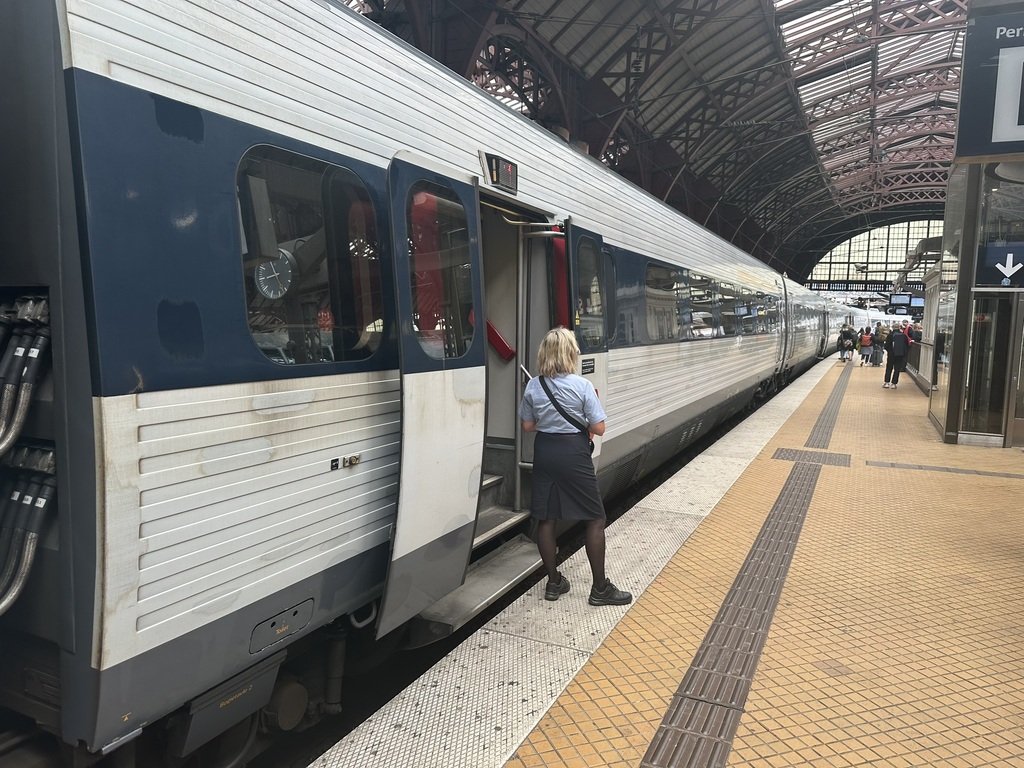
[536,327,579,377]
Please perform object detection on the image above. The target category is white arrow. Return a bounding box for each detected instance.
[996,253,1023,278]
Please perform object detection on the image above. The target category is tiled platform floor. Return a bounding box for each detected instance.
[505,360,1024,768]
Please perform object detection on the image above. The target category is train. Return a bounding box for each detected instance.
[0,1,886,765]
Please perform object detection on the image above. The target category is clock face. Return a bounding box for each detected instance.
[255,250,296,300]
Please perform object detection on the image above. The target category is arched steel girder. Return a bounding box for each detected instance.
[589,0,755,84]
[723,92,955,221]
[782,187,946,254]
[647,70,957,222]
[756,165,946,245]
[473,23,573,127]
[719,160,945,258]
[585,3,776,175]
[712,128,950,214]
[357,0,965,280]
[816,113,956,154]
[802,64,958,123]
[786,20,963,77]
[644,9,963,158]
[772,203,945,279]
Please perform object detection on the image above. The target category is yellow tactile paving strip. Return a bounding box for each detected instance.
[504,361,1024,768]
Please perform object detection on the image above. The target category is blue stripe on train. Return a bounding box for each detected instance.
[67,69,401,396]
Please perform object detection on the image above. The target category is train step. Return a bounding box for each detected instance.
[478,472,504,511]
[473,500,530,549]
[405,534,542,648]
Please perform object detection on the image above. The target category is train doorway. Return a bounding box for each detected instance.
[476,201,566,521]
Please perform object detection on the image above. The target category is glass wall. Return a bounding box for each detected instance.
[808,220,943,290]
[929,166,967,429]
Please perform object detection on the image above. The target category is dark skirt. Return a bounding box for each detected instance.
[530,431,606,521]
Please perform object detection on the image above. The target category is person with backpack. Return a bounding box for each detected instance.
[858,328,873,366]
[837,324,857,362]
[883,322,913,389]
[871,322,887,366]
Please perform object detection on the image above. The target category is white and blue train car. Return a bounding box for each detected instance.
[0,1,846,763]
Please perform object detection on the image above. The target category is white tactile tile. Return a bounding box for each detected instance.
[310,359,834,768]
[312,629,588,768]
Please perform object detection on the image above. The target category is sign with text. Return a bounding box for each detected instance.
[957,13,1024,159]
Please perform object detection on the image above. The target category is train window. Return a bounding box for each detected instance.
[237,146,383,364]
[644,263,683,343]
[718,283,737,337]
[407,181,474,359]
[676,269,692,340]
[576,238,605,350]
[735,287,758,335]
[689,273,716,338]
[764,294,781,333]
[602,249,616,345]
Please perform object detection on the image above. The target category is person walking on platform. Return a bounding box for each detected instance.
[837,324,856,362]
[519,327,632,607]
[883,321,912,389]
[858,327,873,366]
[871,322,887,366]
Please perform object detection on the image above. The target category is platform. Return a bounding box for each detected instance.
[311,355,1024,768]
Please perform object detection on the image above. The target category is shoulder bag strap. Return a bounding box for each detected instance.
[538,376,588,434]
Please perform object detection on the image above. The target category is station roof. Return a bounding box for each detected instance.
[356,0,966,281]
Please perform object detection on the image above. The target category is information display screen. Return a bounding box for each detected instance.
[889,293,911,305]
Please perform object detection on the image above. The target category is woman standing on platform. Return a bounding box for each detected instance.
[859,327,873,366]
[518,327,633,607]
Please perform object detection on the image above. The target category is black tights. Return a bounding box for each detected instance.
[536,518,607,589]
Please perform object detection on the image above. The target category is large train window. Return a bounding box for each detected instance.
[576,237,605,350]
[407,181,474,359]
[733,286,760,335]
[645,263,683,342]
[718,283,738,337]
[237,146,383,364]
[689,273,716,338]
[764,294,781,333]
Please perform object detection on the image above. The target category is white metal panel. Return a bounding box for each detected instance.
[61,0,783,293]
[388,367,485,562]
[604,336,779,438]
[95,370,399,669]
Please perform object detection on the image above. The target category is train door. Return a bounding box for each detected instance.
[400,203,568,646]
[775,279,790,372]
[376,157,486,638]
[566,224,610,458]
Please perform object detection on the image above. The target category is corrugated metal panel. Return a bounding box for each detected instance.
[605,337,779,437]
[96,370,399,668]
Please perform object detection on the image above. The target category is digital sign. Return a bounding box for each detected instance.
[484,153,518,194]
[889,293,911,305]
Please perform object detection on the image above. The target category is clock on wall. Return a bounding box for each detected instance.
[254,249,298,300]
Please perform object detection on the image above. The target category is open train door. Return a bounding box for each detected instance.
[377,155,486,638]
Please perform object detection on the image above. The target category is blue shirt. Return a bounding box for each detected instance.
[518,374,606,434]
